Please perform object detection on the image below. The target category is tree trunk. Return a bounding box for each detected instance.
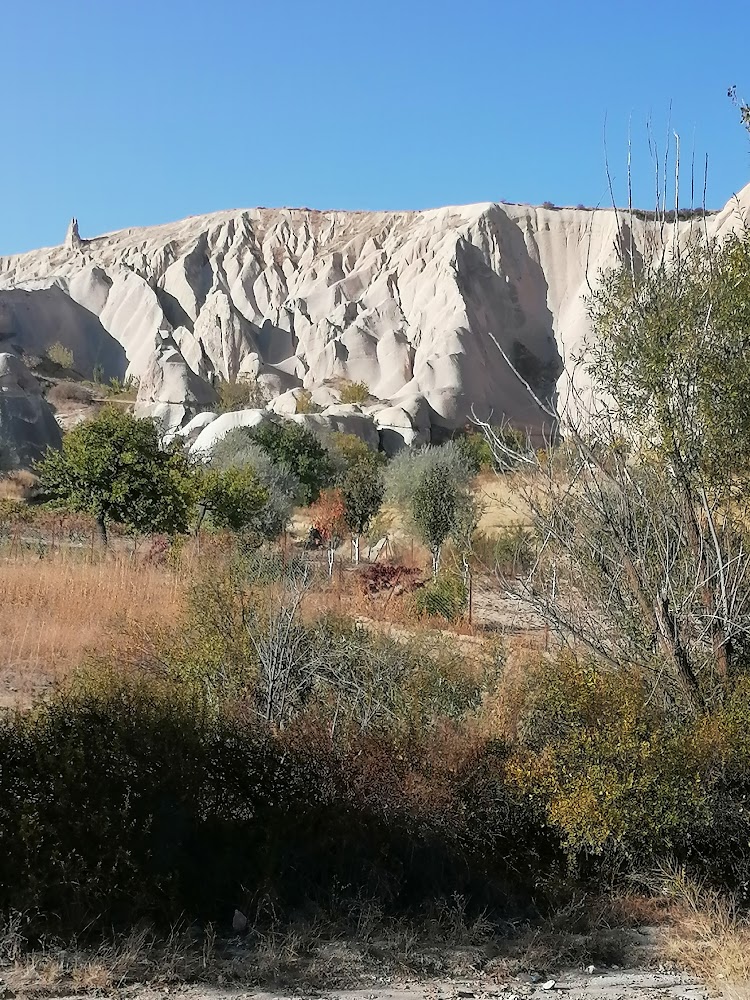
[353,534,360,565]
[432,545,441,579]
[327,545,335,578]
[96,513,108,548]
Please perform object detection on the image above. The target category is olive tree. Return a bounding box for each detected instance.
[340,457,385,563]
[210,431,300,537]
[387,443,474,578]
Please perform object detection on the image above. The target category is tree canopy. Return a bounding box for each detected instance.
[36,408,195,543]
[249,420,335,504]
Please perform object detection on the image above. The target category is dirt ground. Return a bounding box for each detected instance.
[9,970,716,1000]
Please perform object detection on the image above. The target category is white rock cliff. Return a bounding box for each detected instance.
[1,189,748,450]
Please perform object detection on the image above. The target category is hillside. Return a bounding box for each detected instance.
[1,190,748,446]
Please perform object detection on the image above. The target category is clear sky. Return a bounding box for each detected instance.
[2,0,748,255]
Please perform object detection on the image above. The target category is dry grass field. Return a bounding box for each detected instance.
[0,549,189,707]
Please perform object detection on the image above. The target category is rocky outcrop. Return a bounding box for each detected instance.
[136,332,217,434]
[0,353,62,468]
[64,218,82,252]
[1,188,748,442]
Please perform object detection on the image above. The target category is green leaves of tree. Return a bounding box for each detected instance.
[36,407,196,541]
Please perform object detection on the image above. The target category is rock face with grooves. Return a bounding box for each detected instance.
[0,353,62,467]
[1,187,748,449]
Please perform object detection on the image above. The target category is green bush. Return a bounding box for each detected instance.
[46,342,74,369]
[505,653,750,895]
[414,573,468,621]
[0,671,528,937]
[339,379,370,404]
[294,388,322,413]
[216,377,267,412]
[249,419,335,504]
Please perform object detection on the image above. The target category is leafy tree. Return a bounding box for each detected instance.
[412,462,464,578]
[450,491,483,585]
[36,408,195,545]
[386,443,474,578]
[310,487,347,576]
[211,432,299,537]
[197,465,271,538]
[386,442,474,511]
[340,457,385,563]
[330,431,385,472]
[482,230,750,710]
[250,420,334,504]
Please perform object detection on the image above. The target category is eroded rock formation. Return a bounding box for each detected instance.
[0,353,62,467]
[0,188,748,451]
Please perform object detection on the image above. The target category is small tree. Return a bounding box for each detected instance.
[411,463,463,578]
[197,466,271,540]
[211,432,300,539]
[310,488,347,576]
[451,491,483,586]
[340,457,385,563]
[36,408,195,545]
[250,420,335,505]
[387,443,474,579]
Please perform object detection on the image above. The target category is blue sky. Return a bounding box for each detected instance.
[1,0,748,255]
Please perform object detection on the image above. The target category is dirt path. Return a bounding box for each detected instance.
[38,971,716,1000]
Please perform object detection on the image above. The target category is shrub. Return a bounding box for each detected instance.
[197,465,271,538]
[330,431,385,471]
[46,342,74,369]
[414,572,468,621]
[210,432,299,535]
[0,670,530,938]
[295,388,322,414]
[216,376,268,413]
[472,526,535,576]
[46,381,95,407]
[360,562,420,594]
[503,653,750,886]
[339,379,370,404]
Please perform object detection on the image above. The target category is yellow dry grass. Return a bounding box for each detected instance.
[0,549,189,708]
[0,471,38,500]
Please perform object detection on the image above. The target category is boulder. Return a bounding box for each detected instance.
[289,408,380,450]
[190,408,274,456]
